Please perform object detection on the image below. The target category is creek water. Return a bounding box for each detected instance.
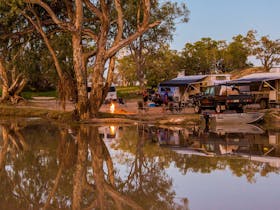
[0,117,279,210]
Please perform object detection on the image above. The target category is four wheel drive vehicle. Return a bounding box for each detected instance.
[193,85,253,113]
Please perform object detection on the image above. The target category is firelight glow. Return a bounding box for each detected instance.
[110,103,115,113]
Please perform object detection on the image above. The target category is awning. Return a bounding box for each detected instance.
[228,73,280,84]
[159,75,207,86]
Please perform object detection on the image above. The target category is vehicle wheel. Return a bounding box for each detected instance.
[194,105,201,113]
[215,104,221,113]
[260,99,268,109]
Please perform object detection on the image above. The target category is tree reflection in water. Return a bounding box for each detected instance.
[0,121,189,209]
[1,119,279,209]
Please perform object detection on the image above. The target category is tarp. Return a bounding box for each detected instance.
[228,73,280,84]
[159,75,207,86]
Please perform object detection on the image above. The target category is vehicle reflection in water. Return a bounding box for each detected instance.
[151,123,280,168]
[0,118,280,209]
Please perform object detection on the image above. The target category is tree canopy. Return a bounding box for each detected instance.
[0,0,161,119]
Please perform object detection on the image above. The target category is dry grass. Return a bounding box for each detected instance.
[0,104,73,122]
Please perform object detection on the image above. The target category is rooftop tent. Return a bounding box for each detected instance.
[159,75,207,86]
[228,73,280,84]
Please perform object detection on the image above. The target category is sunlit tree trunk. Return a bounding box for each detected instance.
[72,33,90,119]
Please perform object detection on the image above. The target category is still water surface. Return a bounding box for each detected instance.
[0,118,279,210]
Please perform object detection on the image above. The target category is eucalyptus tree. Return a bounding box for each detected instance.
[122,1,189,90]
[0,1,159,119]
[244,30,280,71]
[219,35,250,71]
[118,45,182,86]
[181,38,222,75]
[22,0,160,120]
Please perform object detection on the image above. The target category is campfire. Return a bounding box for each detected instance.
[110,103,115,113]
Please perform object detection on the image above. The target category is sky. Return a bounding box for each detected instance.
[171,0,280,51]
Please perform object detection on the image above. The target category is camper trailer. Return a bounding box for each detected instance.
[158,74,231,105]
[229,72,280,108]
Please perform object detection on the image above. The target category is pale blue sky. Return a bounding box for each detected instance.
[171,0,280,50]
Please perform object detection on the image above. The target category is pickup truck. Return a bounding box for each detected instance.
[193,85,253,113]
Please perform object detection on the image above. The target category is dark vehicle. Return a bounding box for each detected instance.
[193,85,253,113]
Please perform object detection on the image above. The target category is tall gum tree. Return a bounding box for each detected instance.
[20,0,159,120]
[122,1,189,90]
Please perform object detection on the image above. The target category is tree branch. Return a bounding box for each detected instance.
[113,0,123,45]
[84,0,103,20]
[83,28,98,41]
[25,0,75,31]
[106,21,160,59]
[23,10,64,79]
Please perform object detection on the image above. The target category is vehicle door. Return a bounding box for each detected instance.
[200,86,216,107]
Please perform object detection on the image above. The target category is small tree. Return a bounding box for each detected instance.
[245,30,280,71]
[254,36,280,71]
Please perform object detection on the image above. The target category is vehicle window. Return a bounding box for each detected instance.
[109,86,116,92]
[209,87,215,95]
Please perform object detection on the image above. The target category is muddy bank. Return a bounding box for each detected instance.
[0,102,280,126]
[0,103,199,125]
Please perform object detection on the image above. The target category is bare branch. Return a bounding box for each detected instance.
[83,28,98,41]
[63,0,74,21]
[23,10,64,79]
[25,0,75,31]
[106,21,160,59]
[113,0,123,45]
[84,0,103,20]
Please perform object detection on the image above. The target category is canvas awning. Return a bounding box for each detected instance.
[159,75,207,86]
[228,73,280,84]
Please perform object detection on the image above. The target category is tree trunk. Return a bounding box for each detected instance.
[133,36,145,91]
[72,33,90,120]
[0,57,26,103]
[90,58,106,116]
[0,58,9,100]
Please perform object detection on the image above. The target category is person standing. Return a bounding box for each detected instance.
[162,89,169,112]
[142,90,148,106]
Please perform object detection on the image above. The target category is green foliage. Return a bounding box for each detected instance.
[181,36,251,74]
[181,38,223,74]
[121,1,189,88]
[118,46,182,87]
[224,35,251,70]
[145,46,183,86]
[248,32,280,71]
[21,90,57,99]
[117,56,138,86]
[117,86,141,99]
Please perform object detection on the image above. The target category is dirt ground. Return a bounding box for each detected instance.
[23,97,196,116]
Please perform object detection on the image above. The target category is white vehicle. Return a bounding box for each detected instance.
[104,86,117,103]
[87,79,117,103]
